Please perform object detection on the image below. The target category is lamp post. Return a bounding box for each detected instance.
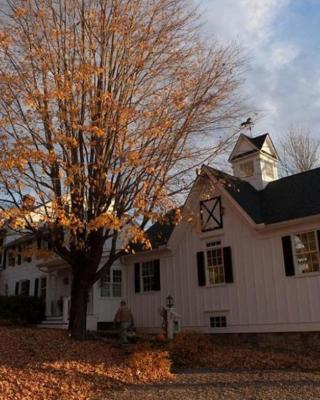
[166,295,174,309]
[165,295,175,339]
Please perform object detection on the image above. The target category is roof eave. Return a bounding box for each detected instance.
[122,245,171,263]
[203,165,258,228]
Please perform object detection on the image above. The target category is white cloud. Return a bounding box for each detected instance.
[269,43,300,69]
[200,0,290,47]
[196,0,320,140]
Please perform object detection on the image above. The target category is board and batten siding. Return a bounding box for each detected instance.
[126,185,320,333]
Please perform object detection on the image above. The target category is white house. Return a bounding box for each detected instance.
[1,132,320,334]
[124,133,320,333]
[0,232,126,330]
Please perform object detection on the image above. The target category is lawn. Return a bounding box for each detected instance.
[0,326,171,400]
[1,327,320,399]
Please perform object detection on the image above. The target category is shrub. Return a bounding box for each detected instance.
[0,296,45,324]
[169,331,212,367]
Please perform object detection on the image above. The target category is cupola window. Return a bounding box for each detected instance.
[264,160,274,179]
[239,161,254,178]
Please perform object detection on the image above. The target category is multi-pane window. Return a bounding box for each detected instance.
[40,277,47,299]
[142,261,156,292]
[8,246,23,267]
[8,248,16,267]
[20,280,30,296]
[293,231,320,274]
[210,315,227,328]
[112,270,122,297]
[101,269,122,297]
[206,241,225,285]
[23,241,33,262]
[239,161,254,178]
[264,160,274,179]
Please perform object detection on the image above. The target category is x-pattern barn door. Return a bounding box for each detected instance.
[200,196,223,231]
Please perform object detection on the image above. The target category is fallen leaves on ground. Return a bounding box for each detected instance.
[169,331,320,370]
[0,326,171,400]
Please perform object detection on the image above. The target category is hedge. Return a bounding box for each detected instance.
[0,296,45,324]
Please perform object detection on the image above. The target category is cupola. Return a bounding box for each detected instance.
[229,133,279,190]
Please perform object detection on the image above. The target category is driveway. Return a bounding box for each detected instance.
[106,369,320,400]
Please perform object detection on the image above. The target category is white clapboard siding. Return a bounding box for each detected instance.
[126,180,320,333]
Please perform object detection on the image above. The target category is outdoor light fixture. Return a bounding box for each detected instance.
[166,295,174,308]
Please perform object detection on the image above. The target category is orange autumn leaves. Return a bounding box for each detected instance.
[0,0,243,302]
[0,326,171,400]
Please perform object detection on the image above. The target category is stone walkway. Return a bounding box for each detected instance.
[106,369,320,400]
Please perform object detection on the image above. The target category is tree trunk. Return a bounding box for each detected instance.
[69,272,91,340]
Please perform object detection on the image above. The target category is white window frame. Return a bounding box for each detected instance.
[141,260,157,292]
[292,230,320,275]
[239,161,254,178]
[23,241,33,263]
[205,240,225,286]
[8,249,16,267]
[100,268,122,298]
[264,160,274,179]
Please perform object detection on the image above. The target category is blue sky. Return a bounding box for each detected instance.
[197,0,320,140]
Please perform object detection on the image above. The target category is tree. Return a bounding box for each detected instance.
[0,0,244,339]
[279,126,320,175]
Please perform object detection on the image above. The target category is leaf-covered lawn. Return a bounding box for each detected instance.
[169,331,320,370]
[0,326,171,400]
[1,327,320,400]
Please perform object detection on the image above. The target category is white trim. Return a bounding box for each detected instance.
[228,134,258,162]
[122,247,171,264]
[256,215,320,232]
[140,259,158,293]
[100,267,123,299]
[291,230,320,276]
[204,239,226,286]
[203,165,257,227]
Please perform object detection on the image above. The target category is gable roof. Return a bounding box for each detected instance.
[229,133,278,162]
[144,216,176,248]
[130,209,177,253]
[246,133,268,150]
[134,164,320,254]
[207,165,320,225]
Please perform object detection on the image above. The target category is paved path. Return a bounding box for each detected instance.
[107,369,320,400]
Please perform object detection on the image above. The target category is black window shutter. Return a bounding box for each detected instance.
[197,251,206,286]
[26,280,30,296]
[223,246,234,283]
[48,235,53,250]
[317,231,320,255]
[34,278,39,297]
[15,282,19,296]
[134,263,141,293]
[153,259,161,291]
[2,249,6,270]
[282,236,295,276]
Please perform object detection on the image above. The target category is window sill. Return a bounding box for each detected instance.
[138,290,160,295]
[210,326,228,330]
[205,283,228,288]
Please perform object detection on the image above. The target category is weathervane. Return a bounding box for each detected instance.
[240,117,254,136]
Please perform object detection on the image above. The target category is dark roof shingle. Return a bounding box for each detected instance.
[246,133,268,150]
[207,166,320,225]
[136,166,320,253]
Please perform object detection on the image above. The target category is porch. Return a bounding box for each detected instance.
[38,259,95,329]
